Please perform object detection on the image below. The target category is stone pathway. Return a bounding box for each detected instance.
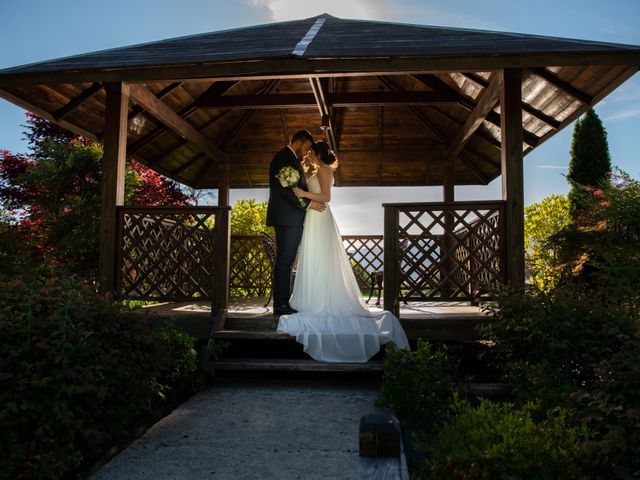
[90,381,383,480]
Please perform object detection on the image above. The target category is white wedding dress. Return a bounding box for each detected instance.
[277,175,410,362]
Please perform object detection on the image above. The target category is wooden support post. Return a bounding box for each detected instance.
[211,207,231,332]
[443,163,455,203]
[218,162,230,207]
[383,206,400,317]
[98,82,129,298]
[501,69,525,289]
[442,163,455,297]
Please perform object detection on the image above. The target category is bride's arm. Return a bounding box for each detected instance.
[293,167,333,203]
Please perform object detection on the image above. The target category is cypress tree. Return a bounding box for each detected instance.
[567,108,611,215]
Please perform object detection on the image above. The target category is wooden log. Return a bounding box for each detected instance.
[359,414,401,458]
[500,69,525,289]
[98,82,129,297]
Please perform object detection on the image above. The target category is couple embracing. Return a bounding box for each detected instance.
[266,130,409,363]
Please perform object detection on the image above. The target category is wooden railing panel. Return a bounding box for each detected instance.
[383,201,506,304]
[116,206,229,302]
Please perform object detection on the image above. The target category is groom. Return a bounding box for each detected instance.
[267,130,325,315]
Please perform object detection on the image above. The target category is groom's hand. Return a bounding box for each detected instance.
[309,201,326,212]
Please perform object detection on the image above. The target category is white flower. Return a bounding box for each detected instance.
[276,166,300,188]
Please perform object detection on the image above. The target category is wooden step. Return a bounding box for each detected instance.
[212,330,295,341]
[212,357,384,373]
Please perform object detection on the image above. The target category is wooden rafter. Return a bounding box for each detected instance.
[171,153,207,176]
[417,73,560,130]
[153,80,278,174]
[53,82,102,121]
[378,76,488,184]
[127,82,182,121]
[128,83,225,164]
[128,81,237,153]
[220,79,280,151]
[447,72,502,161]
[528,67,593,104]
[0,88,98,140]
[377,76,449,145]
[195,90,460,109]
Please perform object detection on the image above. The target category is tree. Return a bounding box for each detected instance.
[0,114,192,279]
[567,108,612,216]
[524,194,570,291]
[230,199,272,235]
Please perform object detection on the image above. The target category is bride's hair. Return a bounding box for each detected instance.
[311,141,339,170]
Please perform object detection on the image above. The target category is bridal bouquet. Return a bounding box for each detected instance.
[276,166,305,206]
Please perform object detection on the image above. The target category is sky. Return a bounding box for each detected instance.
[1,0,639,234]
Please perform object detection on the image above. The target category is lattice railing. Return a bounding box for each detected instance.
[230,235,273,297]
[227,234,384,296]
[115,206,229,302]
[383,201,506,313]
[343,235,384,289]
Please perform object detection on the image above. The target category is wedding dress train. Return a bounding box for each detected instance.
[277,176,409,362]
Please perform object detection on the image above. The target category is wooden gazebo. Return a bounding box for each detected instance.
[1,14,639,327]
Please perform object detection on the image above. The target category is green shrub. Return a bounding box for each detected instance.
[524,194,570,291]
[482,286,637,410]
[153,325,198,391]
[379,340,462,436]
[549,169,640,312]
[0,273,167,480]
[422,397,591,480]
[569,346,640,479]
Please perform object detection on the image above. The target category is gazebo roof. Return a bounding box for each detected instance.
[1,14,638,188]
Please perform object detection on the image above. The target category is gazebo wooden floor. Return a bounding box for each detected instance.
[135,297,489,343]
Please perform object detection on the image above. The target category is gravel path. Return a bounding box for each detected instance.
[90,381,381,480]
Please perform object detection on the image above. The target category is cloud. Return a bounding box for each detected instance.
[246,0,393,22]
[604,107,640,122]
[536,165,568,169]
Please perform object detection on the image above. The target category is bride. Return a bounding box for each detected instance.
[277,141,409,363]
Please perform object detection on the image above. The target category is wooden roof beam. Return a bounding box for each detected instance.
[128,83,225,164]
[127,82,181,121]
[195,90,460,109]
[53,82,103,121]
[527,67,593,104]
[448,72,503,161]
[309,76,342,184]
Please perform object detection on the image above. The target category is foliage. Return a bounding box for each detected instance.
[0,273,168,480]
[549,169,640,311]
[567,108,611,216]
[0,114,192,282]
[230,198,272,235]
[379,340,462,437]
[422,397,591,480]
[349,259,370,290]
[152,325,198,391]
[568,345,640,479]
[482,286,637,411]
[524,194,570,291]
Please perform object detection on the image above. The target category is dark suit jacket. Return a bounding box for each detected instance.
[266,147,310,226]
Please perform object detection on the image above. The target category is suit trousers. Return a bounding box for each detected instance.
[273,224,304,308]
